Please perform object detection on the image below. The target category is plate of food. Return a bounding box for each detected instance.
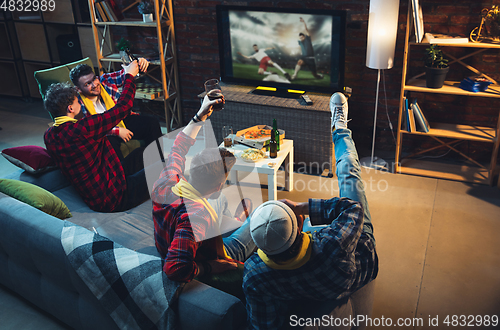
[239,148,265,162]
[236,125,285,143]
[244,128,272,141]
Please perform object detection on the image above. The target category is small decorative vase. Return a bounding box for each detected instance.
[143,13,153,23]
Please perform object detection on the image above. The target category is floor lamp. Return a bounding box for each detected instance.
[360,0,400,170]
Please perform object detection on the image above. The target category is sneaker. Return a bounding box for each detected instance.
[291,73,297,80]
[330,92,349,130]
[284,72,292,80]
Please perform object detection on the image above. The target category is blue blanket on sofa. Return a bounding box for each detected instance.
[61,222,182,330]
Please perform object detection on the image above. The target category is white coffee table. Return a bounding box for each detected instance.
[223,139,294,201]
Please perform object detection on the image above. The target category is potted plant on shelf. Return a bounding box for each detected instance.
[424,44,449,88]
[138,1,154,23]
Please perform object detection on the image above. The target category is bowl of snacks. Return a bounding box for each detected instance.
[239,148,265,162]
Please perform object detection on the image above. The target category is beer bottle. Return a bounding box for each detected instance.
[270,129,278,158]
[272,118,280,151]
[124,48,143,73]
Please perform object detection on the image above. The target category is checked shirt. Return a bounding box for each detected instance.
[152,132,224,283]
[243,197,379,330]
[78,69,127,136]
[44,74,136,212]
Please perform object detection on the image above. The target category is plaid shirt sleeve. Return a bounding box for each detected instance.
[101,69,126,101]
[82,74,136,140]
[152,132,195,202]
[309,197,364,254]
[153,132,203,282]
[79,69,127,136]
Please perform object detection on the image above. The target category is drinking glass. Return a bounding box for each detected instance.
[222,126,233,147]
[204,79,224,111]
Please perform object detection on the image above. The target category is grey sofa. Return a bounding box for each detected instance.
[0,168,246,330]
[0,165,375,330]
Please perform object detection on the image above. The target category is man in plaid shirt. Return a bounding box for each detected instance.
[44,61,150,212]
[243,92,379,329]
[151,95,256,283]
[69,61,162,160]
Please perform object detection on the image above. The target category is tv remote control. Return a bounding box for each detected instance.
[301,95,313,105]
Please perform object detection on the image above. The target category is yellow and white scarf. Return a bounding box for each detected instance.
[172,179,231,260]
[79,85,126,129]
[257,233,313,270]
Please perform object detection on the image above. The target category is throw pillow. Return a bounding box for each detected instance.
[1,146,57,174]
[0,179,72,220]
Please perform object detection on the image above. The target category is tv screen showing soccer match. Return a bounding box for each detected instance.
[216,6,346,94]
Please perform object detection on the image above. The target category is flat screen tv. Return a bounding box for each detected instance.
[216,5,346,96]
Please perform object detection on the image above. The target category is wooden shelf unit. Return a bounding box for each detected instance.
[88,0,181,132]
[395,0,500,186]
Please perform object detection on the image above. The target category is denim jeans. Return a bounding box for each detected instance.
[208,194,256,262]
[302,128,374,241]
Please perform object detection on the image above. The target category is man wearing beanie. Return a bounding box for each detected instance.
[243,92,378,329]
[151,94,256,284]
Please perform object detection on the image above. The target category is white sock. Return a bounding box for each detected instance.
[272,63,286,74]
[294,64,301,76]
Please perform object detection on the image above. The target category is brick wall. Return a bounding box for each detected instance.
[116,0,500,162]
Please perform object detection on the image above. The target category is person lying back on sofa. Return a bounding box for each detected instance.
[69,63,162,161]
[151,95,256,283]
[44,61,151,213]
[243,93,379,329]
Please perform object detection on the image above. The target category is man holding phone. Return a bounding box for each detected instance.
[69,59,162,160]
[242,92,378,329]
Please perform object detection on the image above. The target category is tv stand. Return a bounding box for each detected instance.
[251,86,305,99]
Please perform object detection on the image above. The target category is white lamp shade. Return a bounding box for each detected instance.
[366,0,400,70]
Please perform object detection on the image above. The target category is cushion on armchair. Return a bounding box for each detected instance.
[34,57,94,121]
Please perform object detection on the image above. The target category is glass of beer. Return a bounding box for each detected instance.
[222,126,233,147]
[204,78,224,111]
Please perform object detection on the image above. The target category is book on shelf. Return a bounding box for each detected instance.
[401,97,409,132]
[412,99,430,131]
[410,103,429,133]
[425,33,469,44]
[405,97,411,132]
[101,1,117,22]
[411,0,424,43]
[106,0,125,21]
[94,2,108,22]
[408,107,417,132]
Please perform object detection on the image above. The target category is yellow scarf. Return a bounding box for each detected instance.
[172,179,230,260]
[79,85,126,128]
[53,116,78,127]
[257,233,313,270]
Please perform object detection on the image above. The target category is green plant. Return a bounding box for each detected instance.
[116,38,131,51]
[137,1,153,14]
[424,44,449,68]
